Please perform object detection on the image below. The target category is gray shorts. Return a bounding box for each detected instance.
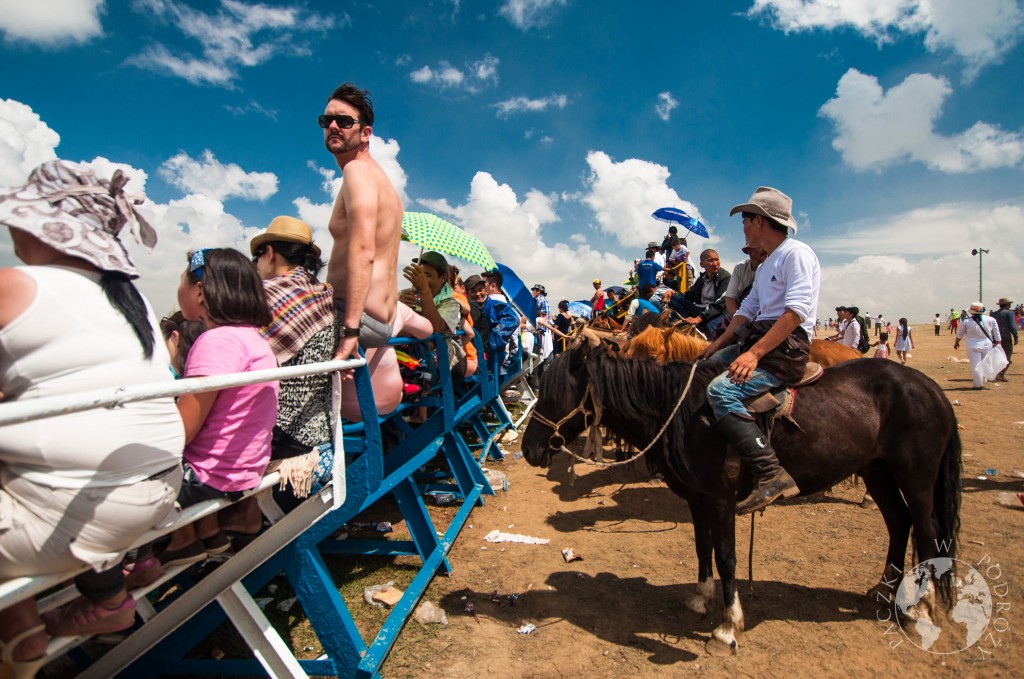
[334,299,396,348]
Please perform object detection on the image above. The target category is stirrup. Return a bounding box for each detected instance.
[1,624,48,679]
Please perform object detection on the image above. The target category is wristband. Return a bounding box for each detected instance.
[341,326,361,338]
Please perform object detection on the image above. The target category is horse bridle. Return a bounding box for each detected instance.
[530,383,595,451]
[532,361,701,468]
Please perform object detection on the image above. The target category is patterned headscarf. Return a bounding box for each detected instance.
[0,160,156,277]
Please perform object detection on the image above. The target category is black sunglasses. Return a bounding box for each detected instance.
[317,114,360,129]
[251,247,267,264]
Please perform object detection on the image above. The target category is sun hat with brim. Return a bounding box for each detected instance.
[413,250,449,273]
[531,284,546,294]
[969,302,985,313]
[250,215,321,258]
[0,160,156,278]
[729,186,799,234]
[998,297,1013,306]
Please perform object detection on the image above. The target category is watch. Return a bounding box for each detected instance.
[341,326,361,338]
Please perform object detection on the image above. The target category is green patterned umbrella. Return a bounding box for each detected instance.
[401,212,496,271]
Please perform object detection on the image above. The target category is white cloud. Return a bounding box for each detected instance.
[819,69,1024,172]
[158,150,278,201]
[579,151,705,248]
[223,99,279,121]
[408,55,499,93]
[748,0,1024,79]
[499,0,569,30]
[126,0,335,87]
[814,200,1024,322]
[0,0,104,45]
[0,99,60,186]
[655,91,678,122]
[419,170,630,303]
[493,93,568,118]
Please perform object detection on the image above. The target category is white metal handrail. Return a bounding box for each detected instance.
[0,357,366,427]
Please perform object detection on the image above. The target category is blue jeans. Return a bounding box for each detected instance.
[706,344,784,421]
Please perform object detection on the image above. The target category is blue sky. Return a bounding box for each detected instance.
[1,0,1022,322]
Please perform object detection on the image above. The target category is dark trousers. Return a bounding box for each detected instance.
[999,338,1014,378]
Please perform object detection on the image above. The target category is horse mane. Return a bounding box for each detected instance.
[625,325,709,364]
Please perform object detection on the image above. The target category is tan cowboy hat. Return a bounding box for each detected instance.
[729,186,799,234]
[998,297,1013,306]
[250,215,321,257]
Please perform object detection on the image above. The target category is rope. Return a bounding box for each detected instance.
[551,360,701,469]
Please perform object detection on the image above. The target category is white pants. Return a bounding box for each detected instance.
[538,330,554,360]
[966,347,988,388]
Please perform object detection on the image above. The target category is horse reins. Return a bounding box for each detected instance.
[534,360,701,470]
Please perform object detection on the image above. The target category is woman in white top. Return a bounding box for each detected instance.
[0,161,184,673]
[954,302,1002,389]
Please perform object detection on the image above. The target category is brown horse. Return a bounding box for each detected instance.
[620,323,863,368]
[522,342,961,655]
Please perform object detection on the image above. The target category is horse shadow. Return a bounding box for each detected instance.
[439,572,865,665]
[544,486,693,533]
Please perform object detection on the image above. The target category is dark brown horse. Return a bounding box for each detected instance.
[521,342,961,654]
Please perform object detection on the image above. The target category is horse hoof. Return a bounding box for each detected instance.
[866,587,893,607]
[859,496,877,509]
[705,636,737,657]
[684,596,708,616]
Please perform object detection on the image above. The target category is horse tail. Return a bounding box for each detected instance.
[933,422,962,602]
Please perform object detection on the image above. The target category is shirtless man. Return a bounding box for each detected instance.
[322,83,403,362]
[321,83,431,420]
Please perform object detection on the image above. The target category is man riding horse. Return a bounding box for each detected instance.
[698,187,820,515]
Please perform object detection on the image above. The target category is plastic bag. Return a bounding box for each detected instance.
[978,345,1009,382]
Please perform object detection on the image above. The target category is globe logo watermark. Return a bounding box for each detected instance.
[878,551,1010,658]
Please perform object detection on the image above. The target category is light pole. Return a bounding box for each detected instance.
[971,248,989,303]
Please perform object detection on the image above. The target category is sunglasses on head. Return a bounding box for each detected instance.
[317,114,360,129]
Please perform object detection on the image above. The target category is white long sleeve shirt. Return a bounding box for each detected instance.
[956,314,1001,350]
[737,237,820,336]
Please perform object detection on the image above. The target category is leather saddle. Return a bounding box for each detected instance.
[742,362,824,418]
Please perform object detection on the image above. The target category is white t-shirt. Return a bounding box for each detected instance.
[737,238,820,336]
[840,318,861,348]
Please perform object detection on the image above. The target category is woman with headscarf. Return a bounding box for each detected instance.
[0,161,184,670]
[955,302,1002,389]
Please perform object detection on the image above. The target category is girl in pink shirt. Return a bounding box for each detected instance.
[159,248,279,567]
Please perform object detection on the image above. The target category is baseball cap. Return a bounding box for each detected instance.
[412,251,449,273]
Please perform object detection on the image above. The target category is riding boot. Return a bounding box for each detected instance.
[713,413,799,515]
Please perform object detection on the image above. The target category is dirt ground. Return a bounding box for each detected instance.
[376,325,1022,679]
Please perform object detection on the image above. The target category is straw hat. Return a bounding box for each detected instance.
[969,302,985,313]
[250,216,320,257]
[729,186,799,233]
[0,160,156,277]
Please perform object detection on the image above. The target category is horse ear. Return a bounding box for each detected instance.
[601,338,620,353]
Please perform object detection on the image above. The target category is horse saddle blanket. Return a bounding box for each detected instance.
[742,362,824,418]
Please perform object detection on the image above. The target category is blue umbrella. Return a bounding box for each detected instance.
[495,262,535,320]
[567,301,592,319]
[652,207,710,239]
